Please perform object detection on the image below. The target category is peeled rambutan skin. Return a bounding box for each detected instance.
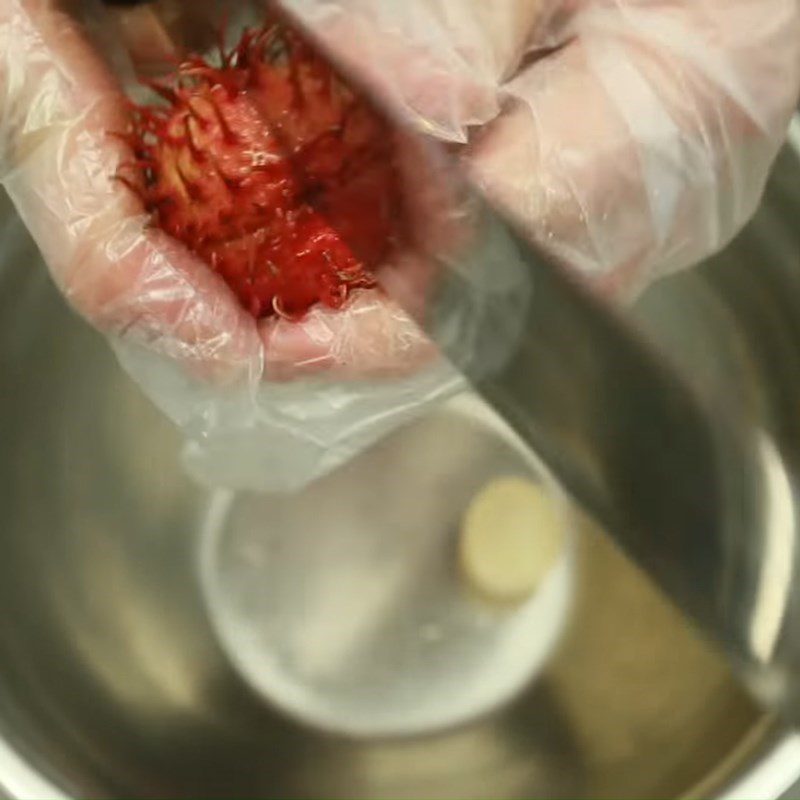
[119,18,403,320]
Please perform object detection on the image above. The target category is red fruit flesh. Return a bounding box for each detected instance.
[121,18,403,320]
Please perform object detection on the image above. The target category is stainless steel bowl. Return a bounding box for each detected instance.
[0,124,798,798]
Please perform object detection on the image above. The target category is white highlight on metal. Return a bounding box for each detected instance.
[749,434,796,663]
[720,732,800,800]
[0,737,67,800]
[788,114,800,163]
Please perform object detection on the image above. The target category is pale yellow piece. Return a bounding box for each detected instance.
[460,476,565,604]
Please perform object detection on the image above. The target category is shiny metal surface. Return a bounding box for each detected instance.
[0,126,799,798]
[0,291,771,798]
[422,124,800,729]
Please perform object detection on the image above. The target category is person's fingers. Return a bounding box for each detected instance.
[106,3,179,71]
[0,0,261,383]
[281,0,547,143]
[106,0,235,69]
[261,287,438,380]
[466,0,800,300]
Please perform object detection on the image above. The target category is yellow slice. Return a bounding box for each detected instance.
[460,476,566,604]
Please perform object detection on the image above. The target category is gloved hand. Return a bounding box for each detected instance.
[0,0,261,388]
[1,0,799,492]
[2,0,799,381]
[0,0,460,383]
[282,0,800,301]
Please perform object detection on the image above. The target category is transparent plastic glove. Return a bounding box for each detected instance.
[3,0,799,494]
[471,0,800,299]
[0,0,473,492]
[286,0,800,302]
[0,0,446,377]
[0,0,264,387]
